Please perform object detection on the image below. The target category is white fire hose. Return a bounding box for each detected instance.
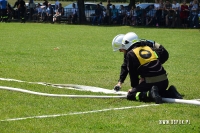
[0,85,200,106]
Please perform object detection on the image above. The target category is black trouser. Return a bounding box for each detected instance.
[155,10,162,25]
[72,14,77,23]
[1,9,8,21]
[127,79,169,101]
[47,14,53,22]
[19,7,26,22]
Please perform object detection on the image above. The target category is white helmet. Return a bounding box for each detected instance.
[122,32,139,50]
[112,34,125,51]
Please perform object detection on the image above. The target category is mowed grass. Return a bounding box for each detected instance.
[0,23,200,133]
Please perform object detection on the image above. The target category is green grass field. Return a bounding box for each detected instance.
[0,23,200,133]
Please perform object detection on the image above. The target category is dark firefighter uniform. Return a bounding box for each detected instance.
[118,40,169,102]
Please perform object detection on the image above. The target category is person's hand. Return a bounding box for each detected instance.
[114,82,122,91]
[128,88,132,93]
[114,85,121,91]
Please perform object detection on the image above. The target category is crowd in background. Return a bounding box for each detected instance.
[0,0,74,23]
[0,0,199,28]
[97,0,199,28]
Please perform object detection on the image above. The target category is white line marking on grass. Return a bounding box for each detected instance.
[0,77,199,122]
[0,104,158,122]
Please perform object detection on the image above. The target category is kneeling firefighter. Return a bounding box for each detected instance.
[112,32,182,104]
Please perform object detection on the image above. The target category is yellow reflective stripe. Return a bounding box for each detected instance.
[135,92,141,101]
[154,51,158,58]
[132,39,140,44]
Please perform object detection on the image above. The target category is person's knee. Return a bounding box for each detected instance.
[127,92,136,100]
[127,88,137,100]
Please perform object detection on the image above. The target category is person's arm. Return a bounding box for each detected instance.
[126,52,139,88]
[154,42,169,64]
[118,54,129,83]
[18,3,21,9]
[118,63,128,82]
[13,2,17,8]
[114,54,129,91]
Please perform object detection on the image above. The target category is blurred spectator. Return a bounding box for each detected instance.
[172,0,180,12]
[136,6,143,25]
[18,0,26,23]
[159,0,165,25]
[180,0,189,28]
[103,5,111,24]
[7,3,14,21]
[0,0,8,22]
[46,3,54,23]
[128,6,137,26]
[106,0,112,24]
[146,5,156,26]
[189,0,194,10]
[43,0,48,7]
[123,7,131,25]
[55,0,60,10]
[107,0,112,7]
[41,3,47,21]
[102,8,106,23]
[32,3,42,21]
[171,0,180,27]
[118,5,126,24]
[68,3,77,24]
[92,4,103,25]
[111,4,118,24]
[13,0,20,19]
[164,0,172,26]
[53,3,64,23]
[29,0,35,20]
[13,0,20,8]
[154,0,162,27]
[189,0,199,28]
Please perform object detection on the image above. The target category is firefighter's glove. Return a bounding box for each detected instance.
[114,85,121,92]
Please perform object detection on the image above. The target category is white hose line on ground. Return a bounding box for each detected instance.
[193,99,200,101]
[1,85,200,105]
[162,98,200,106]
[0,78,127,95]
[48,84,128,95]
[0,86,127,98]
[0,77,200,105]
[1,104,158,122]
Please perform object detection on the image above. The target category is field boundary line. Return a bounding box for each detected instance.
[1,104,158,122]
